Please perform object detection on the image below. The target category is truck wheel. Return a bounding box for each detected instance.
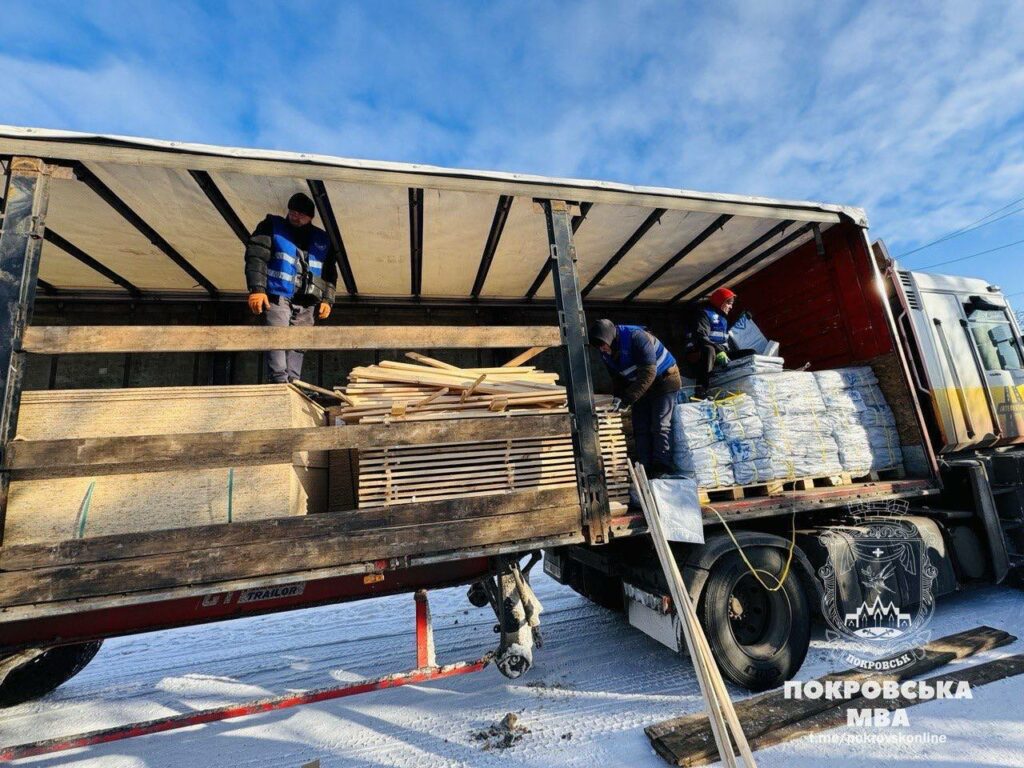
[698,548,809,691]
[0,641,103,707]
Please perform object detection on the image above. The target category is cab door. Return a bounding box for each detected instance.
[962,299,1024,444]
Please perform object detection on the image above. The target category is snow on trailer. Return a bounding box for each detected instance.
[0,126,985,758]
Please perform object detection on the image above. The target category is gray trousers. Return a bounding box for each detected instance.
[631,388,676,471]
[264,294,315,383]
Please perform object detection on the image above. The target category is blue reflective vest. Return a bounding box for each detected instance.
[685,306,729,350]
[601,324,676,381]
[266,215,330,299]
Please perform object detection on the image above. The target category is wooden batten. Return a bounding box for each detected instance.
[21,325,562,354]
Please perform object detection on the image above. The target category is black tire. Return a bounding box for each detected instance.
[698,547,809,691]
[0,641,103,707]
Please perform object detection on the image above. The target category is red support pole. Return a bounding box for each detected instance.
[414,589,436,668]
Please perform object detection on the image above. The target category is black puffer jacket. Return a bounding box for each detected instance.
[245,215,339,303]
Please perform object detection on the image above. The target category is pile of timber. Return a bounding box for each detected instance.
[331,353,630,510]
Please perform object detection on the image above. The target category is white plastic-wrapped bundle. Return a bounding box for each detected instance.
[814,367,903,474]
[725,371,844,480]
[711,355,785,387]
[677,443,735,489]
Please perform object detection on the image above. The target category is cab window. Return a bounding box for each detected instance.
[965,306,1024,371]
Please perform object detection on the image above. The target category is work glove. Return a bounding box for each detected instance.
[714,351,729,367]
[318,302,332,320]
[248,292,270,315]
[610,397,624,412]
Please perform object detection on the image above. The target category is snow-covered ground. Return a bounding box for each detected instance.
[3,571,1024,767]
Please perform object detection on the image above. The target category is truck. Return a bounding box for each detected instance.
[0,127,1021,717]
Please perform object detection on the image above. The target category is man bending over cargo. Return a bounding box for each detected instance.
[244,192,339,383]
[681,286,735,397]
[589,319,681,478]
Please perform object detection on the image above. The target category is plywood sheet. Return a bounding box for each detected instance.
[37,239,122,290]
[45,178,198,290]
[210,171,313,233]
[535,203,656,299]
[477,197,550,298]
[586,210,720,300]
[637,216,782,301]
[421,189,497,297]
[324,180,410,296]
[87,162,245,291]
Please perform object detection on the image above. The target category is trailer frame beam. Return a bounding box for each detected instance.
[544,198,610,544]
[0,157,51,544]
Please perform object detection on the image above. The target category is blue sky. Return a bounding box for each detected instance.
[3,1,1024,298]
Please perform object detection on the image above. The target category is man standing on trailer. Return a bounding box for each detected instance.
[589,319,682,477]
[682,286,736,398]
[244,192,339,383]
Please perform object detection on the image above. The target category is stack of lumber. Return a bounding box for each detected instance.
[329,353,630,510]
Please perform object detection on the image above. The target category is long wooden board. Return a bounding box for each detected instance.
[647,625,1016,766]
[21,325,562,354]
[4,414,572,480]
[0,499,582,607]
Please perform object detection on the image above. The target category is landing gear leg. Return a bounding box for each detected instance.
[471,555,544,678]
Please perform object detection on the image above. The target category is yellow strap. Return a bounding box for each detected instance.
[709,507,797,593]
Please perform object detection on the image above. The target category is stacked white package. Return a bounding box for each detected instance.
[670,399,734,488]
[724,371,844,480]
[710,355,785,388]
[671,394,774,489]
[813,367,903,475]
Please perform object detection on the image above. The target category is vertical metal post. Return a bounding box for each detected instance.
[0,158,51,542]
[543,199,610,544]
[414,589,436,668]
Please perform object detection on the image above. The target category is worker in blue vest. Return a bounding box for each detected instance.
[245,193,339,383]
[589,319,682,477]
[682,286,736,397]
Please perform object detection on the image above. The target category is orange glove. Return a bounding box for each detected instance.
[248,292,270,314]
[318,302,332,320]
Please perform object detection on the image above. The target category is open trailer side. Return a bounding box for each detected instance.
[1,127,1015,705]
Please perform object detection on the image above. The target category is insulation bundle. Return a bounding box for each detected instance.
[722,371,844,480]
[814,367,903,475]
[671,393,771,488]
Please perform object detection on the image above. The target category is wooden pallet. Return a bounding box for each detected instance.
[779,472,852,491]
[852,465,907,482]
[698,480,784,505]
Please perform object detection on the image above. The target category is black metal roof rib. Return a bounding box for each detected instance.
[74,162,218,297]
[669,220,810,304]
[580,207,666,299]
[408,188,424,297]
[188,170,249,243]
[35,278,58,295]
[471,194,514,298]
[524,202,592,299]
[43,229,142,298]
[623,213,732,303]
[307,179,357,295]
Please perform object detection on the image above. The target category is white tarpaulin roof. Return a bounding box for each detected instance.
[0,126,866,302]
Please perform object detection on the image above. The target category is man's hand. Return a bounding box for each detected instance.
[610,397,624,412]
[248,292,270,315]
[714,350,729,367]
[318,302,332,320]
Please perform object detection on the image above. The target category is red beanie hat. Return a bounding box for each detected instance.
[709,287,736,311]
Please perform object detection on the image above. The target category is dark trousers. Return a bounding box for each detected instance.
[632,388,676,472]
[682,344,717,388]
[264,294,315,383]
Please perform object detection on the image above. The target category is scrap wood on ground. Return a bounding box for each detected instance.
[646,624,1019,767]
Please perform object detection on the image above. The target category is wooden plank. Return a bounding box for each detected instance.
[647,625,1014,766]
[21,325,563,354]
[0,504,582,606]
[4,414,572,479]
[0,486,579,572]
[503,346,548,368]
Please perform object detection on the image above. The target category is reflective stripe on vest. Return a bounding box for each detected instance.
[686,306,729,349]
[266,215,330,298]
[601,324,676,381]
